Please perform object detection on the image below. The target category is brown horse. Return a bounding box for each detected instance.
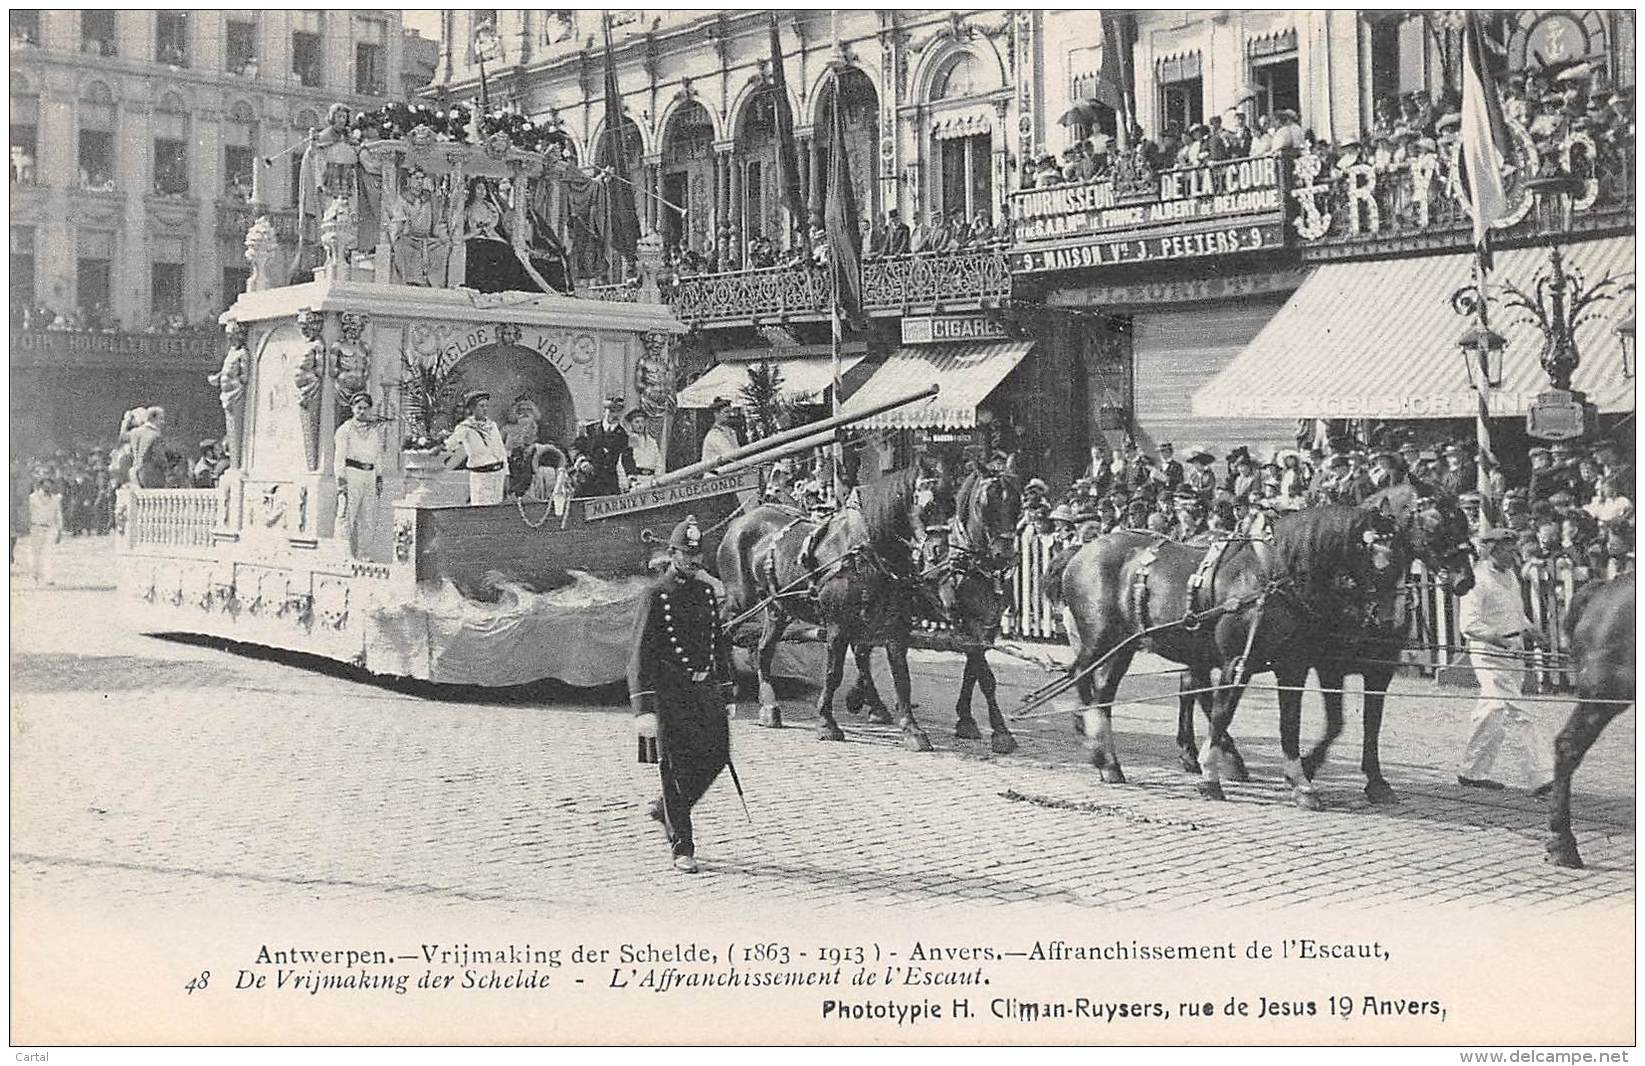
[901,470,1023,754]
[1546,570,1635,869]
[717,465,946,751]
[1173,484,1478,804]
[1049,504,1414,807]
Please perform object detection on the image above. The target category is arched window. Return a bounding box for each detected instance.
[660,101,715,254]
[153,93,190,195]
[10,74,38,186]
[925,53,994,225]
[811,68,880,228]
[78,82,117,190]
[933,53,982,101]
[224,101,257,201]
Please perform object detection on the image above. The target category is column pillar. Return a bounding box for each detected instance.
[808,134,824,217]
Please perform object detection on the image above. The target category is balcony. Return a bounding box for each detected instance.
[597,248,1014,329]
[1291,130,1634,260]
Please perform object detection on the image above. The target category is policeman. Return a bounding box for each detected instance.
[571,394,637,498]
[629,515,736,875]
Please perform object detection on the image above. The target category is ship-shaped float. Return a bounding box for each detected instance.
[118,121,925,686]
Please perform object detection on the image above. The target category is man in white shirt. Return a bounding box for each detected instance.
[1457,528,1554,793]
[333,392,385,555]
[443,390,509,505]
[624,408,665,488]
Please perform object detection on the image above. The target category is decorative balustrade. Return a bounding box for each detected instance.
[863,249,1013,309]
[666,263,829,323]
[584,280,640,303]
[127,488,217,551]
[1291,130,1634,257]
[592,248,1014,327]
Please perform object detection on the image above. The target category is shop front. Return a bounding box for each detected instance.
[1008,155,1302,464]
[836,335,1038,479]
[1191,237,1636,424]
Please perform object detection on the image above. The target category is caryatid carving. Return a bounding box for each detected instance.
[331,310,371,402]
[294,307,326,470]
[209,317,250,468]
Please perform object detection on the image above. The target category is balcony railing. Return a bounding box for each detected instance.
[605,248,1014,328]
[1291,131,1634,258]
[127,489,217,551]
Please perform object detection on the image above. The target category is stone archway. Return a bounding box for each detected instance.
[448,342,579,447]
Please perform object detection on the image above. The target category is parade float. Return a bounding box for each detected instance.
[117,106,927,687]
[117,109,736,686]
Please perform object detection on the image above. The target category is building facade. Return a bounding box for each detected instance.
[446,11,1631,484]
[8,10,437,453]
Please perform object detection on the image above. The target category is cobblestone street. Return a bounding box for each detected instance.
[9,536,1637,1046]
[11,536,1634,920]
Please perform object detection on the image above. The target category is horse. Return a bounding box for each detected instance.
[887,469,1023,754]
[717,464,948,751]
[1172,484,1478,804]
[1048,504,1412,807]
[1545,571,1635,869]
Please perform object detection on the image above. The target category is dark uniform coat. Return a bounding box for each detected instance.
[1160,458,1185,490]
[628,570,734,859]
[570,419,636,498]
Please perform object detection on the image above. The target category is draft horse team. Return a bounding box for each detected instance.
[705,462,1632,868]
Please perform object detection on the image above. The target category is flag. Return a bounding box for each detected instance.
[601,14,640,261]
[823,71,862,323]
[1460,10,1513,269]
[1096,11,1135,137]
[768,13,806,233]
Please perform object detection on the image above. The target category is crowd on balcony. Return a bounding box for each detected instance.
[1023,71,1634,193]
[658,204,1013,288]
[1017,431,1634,586]
[10,303,221,335]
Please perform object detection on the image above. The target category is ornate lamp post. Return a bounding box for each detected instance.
[1455,148,1635,441]
[1457,324,1505,393]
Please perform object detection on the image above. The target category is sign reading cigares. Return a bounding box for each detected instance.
[1008,155,1290,273]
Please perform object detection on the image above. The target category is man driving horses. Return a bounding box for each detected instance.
[630,515,736,874]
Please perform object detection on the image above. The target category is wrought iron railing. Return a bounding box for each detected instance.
[126,488,216,550]
[584,280,640,303]
[864,249,1013,308]
[591,248,1014,327]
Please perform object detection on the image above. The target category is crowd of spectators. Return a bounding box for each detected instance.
[1018,432,1635,587]
[10,303,222,335]
[659,201,1014,283]
[1022,73,1633,192]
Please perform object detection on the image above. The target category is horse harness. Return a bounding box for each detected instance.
[1129,532,1278,683]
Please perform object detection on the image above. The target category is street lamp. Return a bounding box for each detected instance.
[1457,324,1505,392]
[1617,315,1636,379]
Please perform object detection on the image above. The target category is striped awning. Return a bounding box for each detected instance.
[931,107,994,140]
[838,340,1033,430]
[1191,236,1636,420]
[675,354,864,409]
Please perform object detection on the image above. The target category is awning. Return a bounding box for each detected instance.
[838,340,1033,430]
[675,354,864,409]
[1191,236,1636,421]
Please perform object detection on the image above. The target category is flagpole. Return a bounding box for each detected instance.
[830,214,844,499]
[1473,250,1496,501]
